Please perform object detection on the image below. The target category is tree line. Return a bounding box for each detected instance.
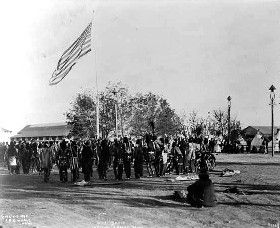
[66,81,241,140]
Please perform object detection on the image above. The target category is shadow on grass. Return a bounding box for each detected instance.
[2,167,280,212]
[1,184,192,210]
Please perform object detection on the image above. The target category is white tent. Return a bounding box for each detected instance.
[250,131,264,151]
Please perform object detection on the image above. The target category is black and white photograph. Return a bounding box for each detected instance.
[0,0,280,227]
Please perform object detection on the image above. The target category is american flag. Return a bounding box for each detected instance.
[49,22,92,85]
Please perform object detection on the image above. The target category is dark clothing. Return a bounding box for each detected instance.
[115,143,125,180]
[134,146,144,179]
[123,143,132,179]
[123,159,131,178]
[98,140,110,180]
[69,143,79,182]
[111,144,119,179]
[144,146,155,176]
[187,178,217,207]
[22,147,32,174]
[179,140,188,173]
[154,145,163,177]
[81,145,94,181]
[171,146,183,175]
[83,163,92,182]
[57,148,70,182]
[7,145,17,157]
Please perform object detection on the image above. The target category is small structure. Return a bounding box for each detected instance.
[11,122,71,141]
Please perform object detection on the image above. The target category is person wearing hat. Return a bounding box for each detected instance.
[187,171,217,207]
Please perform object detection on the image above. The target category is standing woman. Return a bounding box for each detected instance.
[134,139,144,179]
[7,141,18,174]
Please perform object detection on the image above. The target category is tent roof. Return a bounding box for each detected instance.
[11,122,71,138]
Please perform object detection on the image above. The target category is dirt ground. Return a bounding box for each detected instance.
[1,153,280,228]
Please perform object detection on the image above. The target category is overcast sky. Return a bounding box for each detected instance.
[1,0,280,133]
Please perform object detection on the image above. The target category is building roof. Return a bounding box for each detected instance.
[11,122,71,138]
[242,126,279,137]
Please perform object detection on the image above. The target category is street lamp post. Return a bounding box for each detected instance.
[227,96,232,146]
[269,85,276,157]
[120,95,124,138]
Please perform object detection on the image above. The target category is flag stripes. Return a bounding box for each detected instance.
[49,22,92,85]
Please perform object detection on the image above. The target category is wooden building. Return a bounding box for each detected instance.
[11,122,71,141]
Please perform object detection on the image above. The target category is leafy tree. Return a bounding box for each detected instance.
[99,81,132,137]
[129,92,183,136]
[129,92,160,136]
[65,92,96,139]
[156,98,183,136]
[66,82,184,138]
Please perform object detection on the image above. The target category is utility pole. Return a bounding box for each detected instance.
[269,85,276,157]
[227,96,232,146]
[120,95,124,137]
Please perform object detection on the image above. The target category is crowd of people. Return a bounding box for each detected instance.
[1,134,220,184]
[0,134,219,208]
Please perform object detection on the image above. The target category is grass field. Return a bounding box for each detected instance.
[0,153,280,228]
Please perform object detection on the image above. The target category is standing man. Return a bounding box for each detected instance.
[40,142,53,182]
[81,140,94,183]
[116,140,125,181]
[69,141,79,182]
[146,136,155,177]
[178,138,188,174]
[112,139,119,180]
[57,139,70,182]
[154,140,163,177]
[171,142,183,175]
[98,139,110,180]
[123,137,132,179]
[160,141,169,176]
[134,139,144,179]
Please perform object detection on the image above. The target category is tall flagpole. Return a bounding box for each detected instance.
[93,10,100,139]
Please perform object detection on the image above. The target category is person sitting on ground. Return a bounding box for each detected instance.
[187,171,217,208]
